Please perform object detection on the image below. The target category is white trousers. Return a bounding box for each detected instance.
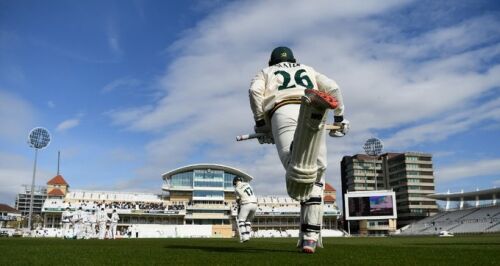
[237,203,257,240]
[84,223,93,239]
[90,223,97,238]
[237,203,257,223]
[73,223,83,239]
[62,222,71,238]
[271,104,327,172]
[110,223,118,239]
[271,104,326,243]
[98,222,107,239]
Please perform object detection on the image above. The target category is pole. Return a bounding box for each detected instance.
[28,148,38,230]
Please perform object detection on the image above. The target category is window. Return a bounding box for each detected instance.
[194,170,224,181]
[194,181,223,188]
[171,172,193,187]
[224,173,240,188]
[193,190,224,198]
[389,164,406,172]
[407,163,419,169]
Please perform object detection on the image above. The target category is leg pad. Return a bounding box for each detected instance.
[286,90,335,201]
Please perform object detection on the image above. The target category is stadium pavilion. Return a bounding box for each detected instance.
[426,187,499,210]
[40,164,341,238]
[399,187,500,235]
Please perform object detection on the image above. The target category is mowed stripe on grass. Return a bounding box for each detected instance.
[1,235,499,265]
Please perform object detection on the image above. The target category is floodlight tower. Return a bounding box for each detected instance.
[363,138,383,190]
[27,127,51,230]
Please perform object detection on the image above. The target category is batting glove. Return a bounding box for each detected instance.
[329,116,350,137]
[254,119,274,144]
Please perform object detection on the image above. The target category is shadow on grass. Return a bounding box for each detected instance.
[165,245,297,254]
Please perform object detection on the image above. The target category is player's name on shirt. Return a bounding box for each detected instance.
[276,62,301,68]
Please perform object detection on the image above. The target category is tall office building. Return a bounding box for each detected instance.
[15,185,47,217]
[341,152,438,227]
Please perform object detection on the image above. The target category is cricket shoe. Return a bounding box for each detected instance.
[302,240,317,254]
[303,89,338,110]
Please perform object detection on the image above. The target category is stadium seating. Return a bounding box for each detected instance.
[42,198,181,214]
[399,205,500,235]
[67,190,163,202]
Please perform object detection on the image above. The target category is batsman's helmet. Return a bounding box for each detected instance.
[233,176,243,186]
[269,46,296,66]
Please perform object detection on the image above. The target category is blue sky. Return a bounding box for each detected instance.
[1,0,499,205]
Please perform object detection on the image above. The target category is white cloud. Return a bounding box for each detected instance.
[432,151,456,159]
[107,20,122,56]
[47,101,55,108]
[109,36,120,54]
[384,97,500,149]
[436,158,500,182]
[0,152,51,205]
[106,1,500,195]
[27,36,119,64]
[0,90,36,141]
[106,106,153,127]
[56,118,80,132]
[101,77,141,93]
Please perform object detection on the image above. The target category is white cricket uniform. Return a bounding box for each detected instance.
[89,212,97,238]
[249,62,345,244]
[71,210,81,239]
[249,62,344,168]
[235,182,257,242]
[61,210,72,238]
[109,212,120,239]
[97,211,109,240]
[79,211,88,239]
[83,212,93,239]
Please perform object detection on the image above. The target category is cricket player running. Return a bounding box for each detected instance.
[248,47,348,253]
[233,176,257,243]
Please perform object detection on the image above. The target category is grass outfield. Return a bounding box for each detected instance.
[1,235,499,265]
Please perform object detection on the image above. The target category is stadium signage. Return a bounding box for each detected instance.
[344,191,397,220]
